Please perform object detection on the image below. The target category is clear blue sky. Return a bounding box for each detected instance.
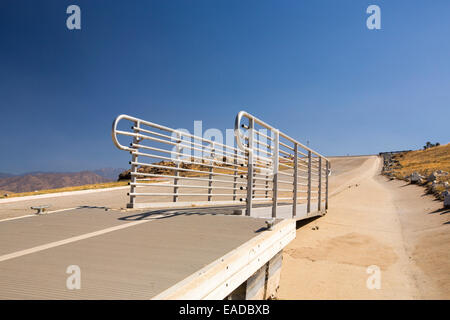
[0,0,449,174]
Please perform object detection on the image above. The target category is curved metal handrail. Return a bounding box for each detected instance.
[234,110,330,218]
[234,110,328,161]
[112,114,139,151]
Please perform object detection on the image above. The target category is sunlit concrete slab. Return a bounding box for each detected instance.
[0,207,276,299]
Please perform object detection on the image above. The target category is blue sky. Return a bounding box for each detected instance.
[0,0,449,174]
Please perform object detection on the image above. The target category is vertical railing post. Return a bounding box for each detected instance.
[307,150,312,214]
[325,160,329,210]
[264,136,270,199]
[318,157,322,212]
[173,132,181,202]
[293,143,298,218]
[127,120,140,208]
[245,118,254,216]
[207,142,215,201]
[252,135,256,201]
[272,130,279,218]
[265,161,269,199]
[232,149,238,201]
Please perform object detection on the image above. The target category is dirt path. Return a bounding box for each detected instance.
[278,156,450,299]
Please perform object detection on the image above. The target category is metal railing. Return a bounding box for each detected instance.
[112,114,250,208]
[234,111,329,218]
[112,112,329,218]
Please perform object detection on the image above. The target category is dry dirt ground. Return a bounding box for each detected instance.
[279,156,449,299]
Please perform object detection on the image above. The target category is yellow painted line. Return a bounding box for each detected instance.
[0,215,163,263]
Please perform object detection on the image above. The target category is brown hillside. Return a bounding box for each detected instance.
[392,143,450,183]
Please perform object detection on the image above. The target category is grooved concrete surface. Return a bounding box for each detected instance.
[0,208,269,299]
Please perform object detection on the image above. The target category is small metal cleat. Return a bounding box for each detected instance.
[31,205,50,215]
[265,218,276,231]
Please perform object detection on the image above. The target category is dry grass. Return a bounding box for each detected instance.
[0,181,132,199]
[392,143,450,183]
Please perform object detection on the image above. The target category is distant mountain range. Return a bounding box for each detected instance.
[92,168,126,181]
[0,173,15,179]
[0,168,126,193]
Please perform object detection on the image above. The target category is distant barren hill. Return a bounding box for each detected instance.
[93,168,126,181]
[0,173,15,179]
[0,171,111,193]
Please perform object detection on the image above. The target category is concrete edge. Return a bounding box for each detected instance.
[0,181,170,204]
[151,219,296,300]
[236,202,326,220]
[131,199,273,210]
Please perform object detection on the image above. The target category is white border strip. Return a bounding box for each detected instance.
[152,219,296,300]
[0,181,170,204]
[0,207,97,223]
[0,215,35,223]
[0,216,164,263]
[0,186,129,204]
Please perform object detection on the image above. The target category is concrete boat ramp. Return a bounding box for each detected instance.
[0,154,372,299]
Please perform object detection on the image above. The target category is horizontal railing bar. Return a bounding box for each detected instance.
[254,129,273,141]
[295,150,308,157]
[132,122,243,154]
[246,137,272,150]
[123,129,250,164]
[279,141,294,151]
[252,182,273,187]
[133,151,247,174]
[133,126,179,143]
[130,192,242,197]
[240,197,274,201]
[250,146,272,156]
[248,152,273,164]
[278,149,293,158]
[278,180,294,184]
[246,187,274,191]
[131,183,242,191]
[133,143,245,168]
[131,161,240,178]
[131,172,247,185]
[249,176,272,182]
[279,157,294,164]
[255,140,272,150]
[256,149,273,157]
